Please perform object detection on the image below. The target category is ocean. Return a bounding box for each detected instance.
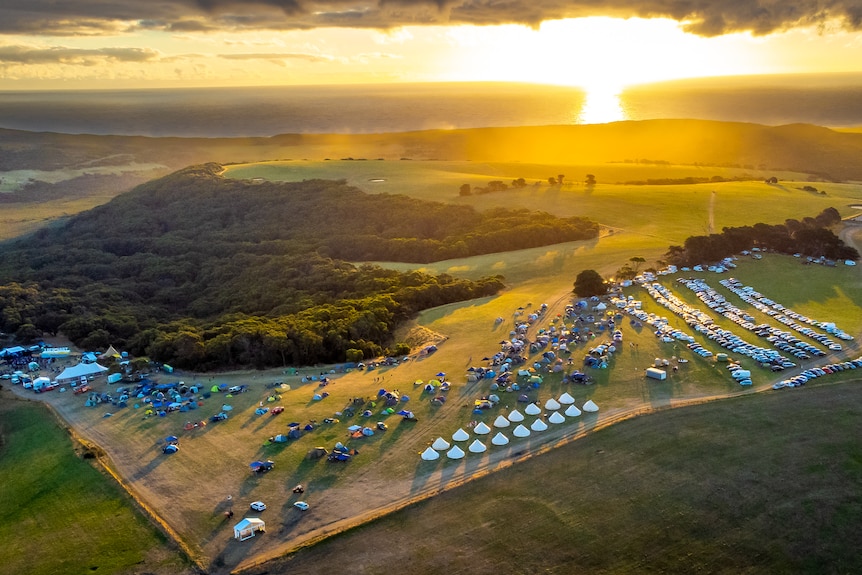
[0,74,861,138]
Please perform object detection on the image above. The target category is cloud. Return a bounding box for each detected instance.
[1,0,862,37]
[0,44,161,64]
[218,51,334,62]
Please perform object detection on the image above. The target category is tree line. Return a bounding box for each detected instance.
[665,207,858,266]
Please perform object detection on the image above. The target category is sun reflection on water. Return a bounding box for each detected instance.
[576,85,627,124]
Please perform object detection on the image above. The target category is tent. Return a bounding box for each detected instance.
[452,428,470,442]
[468,439,487,453]
[582,400,599,412]
[491,432,509,446]
[56,362,108,383]
[99,345,122,360]
[512,424,531,438]
[524,403,541,416]
[548,411,566,424]
[446,445,465,459]
[565,404,582,417]
[421,447,440,461]
[431,437,451,451]
[493,415,510,428]
[558,392,575,405]
[234,518,265,541]
[544,398,561,410]
[507,409,525,422]
[530,418,549,432]
[306,447,328,459]
[473,422,491,435]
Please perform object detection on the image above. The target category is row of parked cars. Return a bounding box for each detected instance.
[677,278,796,367]
[773,358,862,390]
[719,278,853,345]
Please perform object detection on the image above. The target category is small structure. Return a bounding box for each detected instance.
[233,517,265,541]
[646,367,667,381]
[421,446,440,461]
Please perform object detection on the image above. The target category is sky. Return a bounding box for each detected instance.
[1,1,862,90]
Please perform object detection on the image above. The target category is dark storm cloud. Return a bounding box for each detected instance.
[0,45,160,64]
[2,0,862,37]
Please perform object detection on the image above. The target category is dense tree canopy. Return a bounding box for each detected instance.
[0,164,601,369]
[665,207,856,266]
[573,270,608,298]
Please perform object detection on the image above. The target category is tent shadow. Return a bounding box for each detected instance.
[129,451,170,481]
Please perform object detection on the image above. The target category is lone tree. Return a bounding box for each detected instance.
[629,256,646,273]
[585,174,596,186]
[459,183,472,196]
[557,174,565,185]
[573,269,608,297]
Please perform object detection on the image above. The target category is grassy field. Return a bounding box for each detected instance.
[0,394,192,575]
[17,249,862,573]
[5,152,862,572]
[266,380,862,575]
[224,160,862,253]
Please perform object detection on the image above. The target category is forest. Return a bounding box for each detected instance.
[665,207,858,266]
[0,164,600,369]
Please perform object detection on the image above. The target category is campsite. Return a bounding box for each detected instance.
[3,121,862,574]
[5,236,862,573]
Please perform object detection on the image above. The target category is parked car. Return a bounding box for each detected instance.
[250,501,266,512]
[294,501,309,511]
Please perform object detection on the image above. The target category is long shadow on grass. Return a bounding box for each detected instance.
[129,450,170,481]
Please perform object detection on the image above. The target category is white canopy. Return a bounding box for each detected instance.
[524,403,541,416]
[544,398,561,411]
[530,418,549,432]
[491,432,509,446]
[583,400,599,412]
[421,447,440,460]
[233,517,266,541]
[56,362,108,382]
[493,415,510,428]
[473,422,491,435]
[507,409,525,422]
[565,404,582,417]
[432,437,451,451]
[513,424,531,437]
[548,411,566,424]
[558,392,575,405]
[468,439,487,453]
[452,428,470,442]
[447,445,466,459]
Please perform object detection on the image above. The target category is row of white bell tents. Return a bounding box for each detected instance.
[421,402,600,460]
[431,400,599,447]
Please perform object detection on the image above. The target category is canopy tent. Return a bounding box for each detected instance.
[548,411,566,424]
[56,362,108,382]
[234,518,265,541]
[431,437,451,451]
[583,400,600,412]
[421,447,440,461]
[451,428,470,442]
[565,404,582,417]
[544,398,561,411]
[530,418,549,432]
[473,422,491,435]
[507,409,525,422]
[99,345,122,360]
[491,432,510,446]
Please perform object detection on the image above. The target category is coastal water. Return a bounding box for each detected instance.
[0,75,860,138]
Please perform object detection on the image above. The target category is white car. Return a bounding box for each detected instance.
[249,501,266,512]
[294,501,309,511]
